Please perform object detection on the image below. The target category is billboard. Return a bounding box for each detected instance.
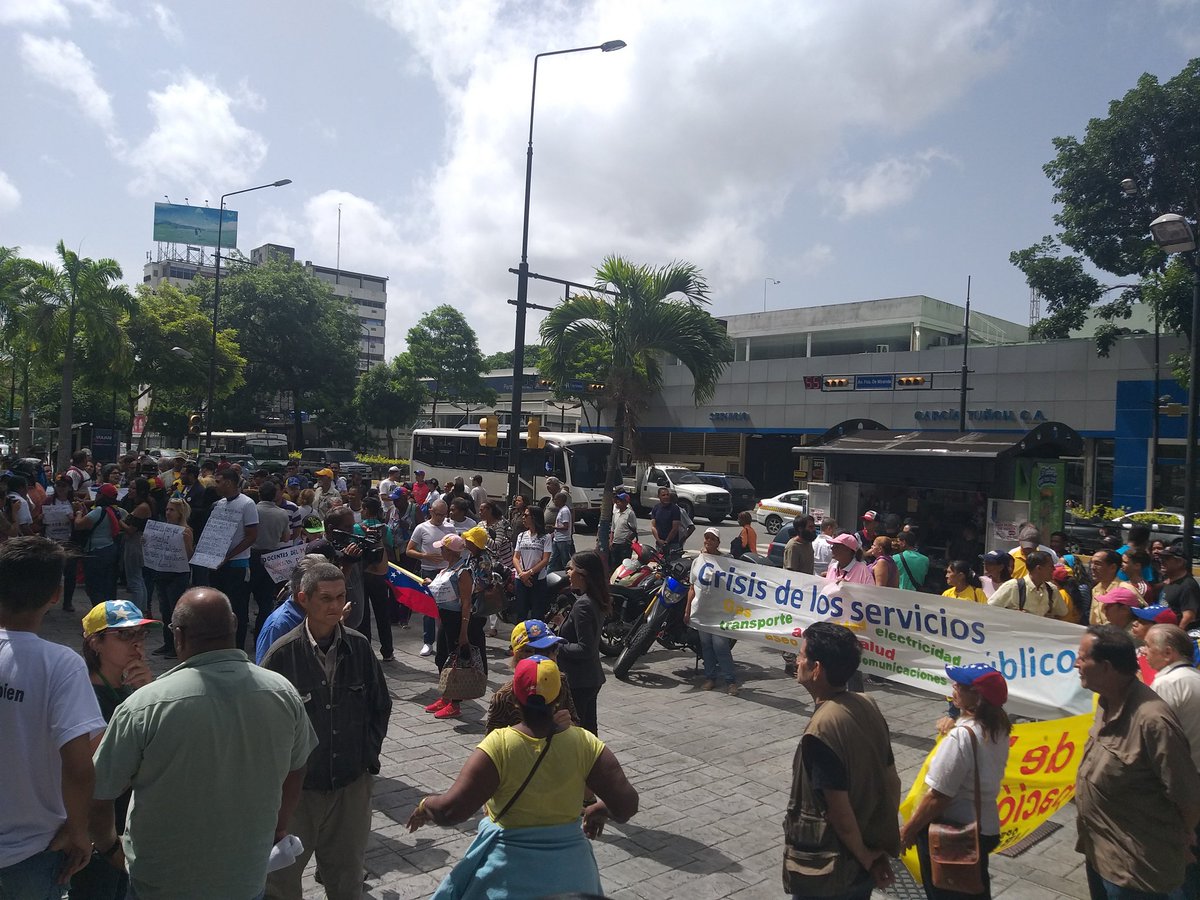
[152,203,238,248]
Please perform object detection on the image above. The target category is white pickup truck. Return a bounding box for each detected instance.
[629,462,732,524]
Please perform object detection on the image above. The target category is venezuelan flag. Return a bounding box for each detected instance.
[386,564,439,619]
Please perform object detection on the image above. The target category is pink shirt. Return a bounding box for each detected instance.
[826,559,877,585]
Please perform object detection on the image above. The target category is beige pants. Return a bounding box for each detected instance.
[266,773,373,900]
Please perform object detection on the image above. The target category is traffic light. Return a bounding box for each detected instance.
[526,416,544,450]
[478,415,499,447]
[897,375,929,388]
[822,377,851,391]
[587,382,606,392]
[188,413,202,436]
[538,379,555,389]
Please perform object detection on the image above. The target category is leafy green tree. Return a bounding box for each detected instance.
[26,241,134,471]
[354,352,427,456]
[406,305,496,420]
[540,256,734,545]
[482,344,543,372]
[193,260,359,449]
[1010,58,1200,383]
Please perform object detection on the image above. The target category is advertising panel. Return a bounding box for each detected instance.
[152,203,238,248]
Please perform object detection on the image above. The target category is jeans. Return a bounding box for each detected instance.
[358,571,394,658]
[917,830,1000,899]
[572,684,600,736]
[213,564,253,652]
[149,569,190,654]
[550,540,574,573]
[69,848,128,900]
[1086,865,1172,900]
[248,553,281,639]
[83,544,120,605]
[699,630,737,684]
[513,577,546,622]
[61,557,78,611]
[435,608,487,677]
[0,849,66,900]
[420,570,439,645]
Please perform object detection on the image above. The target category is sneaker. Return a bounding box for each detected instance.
[727,682,740,696]
[701,679,716,691]
[419,643,433,657]
[424,698,449,713]
[433,701,461,719]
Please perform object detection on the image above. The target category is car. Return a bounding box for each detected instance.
[694,473,757,514]
[753,490,809,534]
[630,462,732,524]
[1112,511,1200,553]
[298,447,371,480]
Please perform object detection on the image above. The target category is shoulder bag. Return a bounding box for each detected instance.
[928,726,985,894]
[494,731,554,820]
[897,553,927,593]
[438,645,488,700]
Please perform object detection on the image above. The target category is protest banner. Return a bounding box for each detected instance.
[189,507,242,570]
[898,711,1092,882]
[142,520,189,572]
[689,554,1090,719]
[41,504,74,542]
[262,544,305,584]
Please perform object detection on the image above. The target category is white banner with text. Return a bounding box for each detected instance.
[690,554,1090,720]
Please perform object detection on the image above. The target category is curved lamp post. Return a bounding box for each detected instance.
[506,40,626,499]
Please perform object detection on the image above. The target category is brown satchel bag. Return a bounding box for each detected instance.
[928,726,985,894]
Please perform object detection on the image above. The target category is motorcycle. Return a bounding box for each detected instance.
[602,541,677,657]
[613,554,700,680]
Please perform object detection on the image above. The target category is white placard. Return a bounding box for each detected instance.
[42,504,74,542]
[261,544,305,584]
[189,508,242,570]
[143,520,189,572]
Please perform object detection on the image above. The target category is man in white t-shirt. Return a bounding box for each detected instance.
[406,500,456,657]
[378,467,401,515]
[469,475,488,516]
[0,537,107,894]
[5,476,35,535]
[550,491,575,572]
[66,450,92,498]
[812,518,838,573]
[207,469,259,652]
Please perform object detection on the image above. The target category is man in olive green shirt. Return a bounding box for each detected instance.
[92,589,317,900]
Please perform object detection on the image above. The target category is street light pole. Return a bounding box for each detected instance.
[506,40,626,500]
[763,277,780,312]
[205,178,292,454]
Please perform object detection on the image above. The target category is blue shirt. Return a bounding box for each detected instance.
[255,597,304,664]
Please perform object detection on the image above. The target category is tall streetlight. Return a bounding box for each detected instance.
[205,178,292,452]
[763,277,780,312]
[507,40,626,499]
[1148,212,1199,567]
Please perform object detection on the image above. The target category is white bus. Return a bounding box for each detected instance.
[410,427,621,525]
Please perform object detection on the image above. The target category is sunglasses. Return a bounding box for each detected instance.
[108,628,148,643]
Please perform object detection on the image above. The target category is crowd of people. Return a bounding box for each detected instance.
[4,446,1200,900]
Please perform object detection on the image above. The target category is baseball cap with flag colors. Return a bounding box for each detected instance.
[945,662,1008,707]
[513,655,561,707]
[82,600,161,637]
[510,619,563,654]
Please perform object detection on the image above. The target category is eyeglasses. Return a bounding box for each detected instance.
[110,628,148,643]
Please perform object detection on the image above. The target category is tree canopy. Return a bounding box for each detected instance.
[406,305,496,418]
[355,352,426,456]
[1010,58,1199,381]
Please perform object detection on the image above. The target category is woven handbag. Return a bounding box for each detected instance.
[438,646,488,701]
[928,727,985,894]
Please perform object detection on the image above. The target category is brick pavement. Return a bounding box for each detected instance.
[37,591,1090,900]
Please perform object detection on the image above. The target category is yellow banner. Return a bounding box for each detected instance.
[899,712,1093,881]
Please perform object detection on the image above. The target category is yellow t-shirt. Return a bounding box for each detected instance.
[478,726,604,829]
[942,586,988,603]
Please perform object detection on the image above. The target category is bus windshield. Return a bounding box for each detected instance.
[565,443,611,489]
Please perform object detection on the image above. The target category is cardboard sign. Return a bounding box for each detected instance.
[189,507,242,570]
[142,520,189,572]
[261,544,305,585]
[42,504,74,542]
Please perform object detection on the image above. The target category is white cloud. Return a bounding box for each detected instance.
[0,0,69,26]
[825,150,957,220]
[124,74,268,197]
[0,171,20,214]
[795,243,834,275]
[18,34,116,134]
[367,0,1009,351]
[148,2,179,39]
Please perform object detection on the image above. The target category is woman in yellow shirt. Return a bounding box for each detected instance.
[942,560,988,603]
[408,656,638,899]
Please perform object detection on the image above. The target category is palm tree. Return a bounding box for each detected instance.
[540,256,734,548]
[27,241,134,472]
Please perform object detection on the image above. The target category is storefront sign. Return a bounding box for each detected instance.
[914,408,1047,424]
[708,411,750,421]
[690,554,1089,720]
[854,374,895,391]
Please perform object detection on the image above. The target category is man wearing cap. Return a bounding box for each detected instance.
[410,470,430,509]
[609,491,638,570]
[987,550,1068,618]
[684,528,740,693]
[261,561,391,900]
[1074,625,1200,899]
[92,588,317,900]
[825,533,875,585]
[893,529,929,592]
[378,466,401,513]
[786,621,899,898]
[856,511,877,551]
[1160,544,1200,630]
[485,620,579,732]
[0,537,108,895]
[312,469,340,518]
[1009,522,1058,580]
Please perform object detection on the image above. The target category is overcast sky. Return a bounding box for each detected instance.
[1,0,1197,356]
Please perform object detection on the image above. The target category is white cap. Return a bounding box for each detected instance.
[703,526,721,538]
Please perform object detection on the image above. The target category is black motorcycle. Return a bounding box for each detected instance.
[613,555,699,680]
[601,542,679,657]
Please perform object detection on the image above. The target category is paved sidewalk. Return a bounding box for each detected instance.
[39,593,1088,900]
